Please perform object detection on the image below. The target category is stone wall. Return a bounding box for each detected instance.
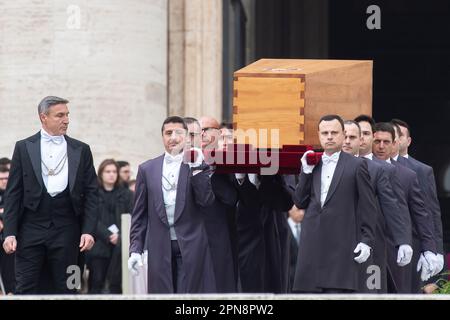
[0,0,168,174]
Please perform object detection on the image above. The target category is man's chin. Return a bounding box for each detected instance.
[374,153,387,160]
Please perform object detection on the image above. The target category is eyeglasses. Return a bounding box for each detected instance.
[189,132,202,138]
[201,127,220,133]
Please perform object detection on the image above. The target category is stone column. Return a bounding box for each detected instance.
[168,0,223,121]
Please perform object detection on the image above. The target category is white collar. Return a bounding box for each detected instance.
[363,153,373,160]
[164,151,183,164]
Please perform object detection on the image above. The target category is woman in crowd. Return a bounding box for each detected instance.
[87,159,133,294]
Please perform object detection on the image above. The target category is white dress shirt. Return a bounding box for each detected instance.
[288,217,301,245]
[320,151,340,207]
[363,153,373,160]
[40,128,68,197]
[404,154,409,159]
[162,152,183,240]
[392,154,399,161]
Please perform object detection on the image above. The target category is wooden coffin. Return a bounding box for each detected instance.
[232,59,373,148]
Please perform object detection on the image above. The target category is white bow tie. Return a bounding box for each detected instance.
[41,130,64,145]
[322,152,339,165]
[165,153,183,164]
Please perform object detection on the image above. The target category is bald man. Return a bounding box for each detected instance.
[199,116,238,292]
[200,116,221,151]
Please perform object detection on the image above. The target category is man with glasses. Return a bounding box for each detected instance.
[200,116,221,150]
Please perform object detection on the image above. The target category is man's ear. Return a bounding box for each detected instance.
[407,136,412,148]
[39,113,46,123]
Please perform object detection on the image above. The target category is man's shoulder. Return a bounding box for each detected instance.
[342,152,364,166]
[408,156,433,172]
[16,132,40,145]
[64,135,90,149]
[395,160,417,180]
[138,155,164,171]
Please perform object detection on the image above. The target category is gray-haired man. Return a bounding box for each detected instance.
[2,96,98,294]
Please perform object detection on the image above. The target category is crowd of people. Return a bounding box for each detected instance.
[0,96,446,295]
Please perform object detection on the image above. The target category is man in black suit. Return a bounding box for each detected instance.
[391,118,444,276]
[2,96,97,294]
[292,114,377,293]
[354,115,415,293]
[373,122,437,292]
[343,120,412,293]
[196,116,238,293]
[286,204,303,292]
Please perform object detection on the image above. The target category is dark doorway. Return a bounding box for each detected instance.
[328,0,450,249]
[250,0,450,248]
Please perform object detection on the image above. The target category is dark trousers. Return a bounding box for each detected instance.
[15,222,80,294]
[171,240,183,293]
[88,254,121,294]
[321,288,355,293]
[0,250,15,294]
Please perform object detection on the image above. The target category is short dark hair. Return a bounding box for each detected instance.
[161,116,188,134]
[344,120,361,136]
[354,114,376,133]
[220,122,233,130]
[0,165,9,173]
[38,96,69,114]
[374,122,395,142]
[116,161,130,169]
[391,118,411,137]
[390,122,402,138]
[318,114,344,131]
[0,157,11,166]
[183,117,200,127]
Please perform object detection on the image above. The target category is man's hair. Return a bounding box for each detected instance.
[390,122,402,138]
[344,120,361,136]
[116,161,130,169]
[318,114,344,131]
[220,122,233,130]
[0,165,9,173]
[183,117,200,127]
[0,157,11,166]
[38,96,69,115]
[161,116,187,134]
[374,122,396,142]
[391,118,411,137]
[354,114,376,133]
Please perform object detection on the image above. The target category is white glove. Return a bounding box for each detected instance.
[142,250,149,266]
[353,242,371,264]
[301,150,315,174]
[417,251,436,281]
[248,174,260,189]
[188,147,204,168]
[433,253,444,276]
[128,252,143,276]
[396,244,413,267]
[235,173,245,179]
